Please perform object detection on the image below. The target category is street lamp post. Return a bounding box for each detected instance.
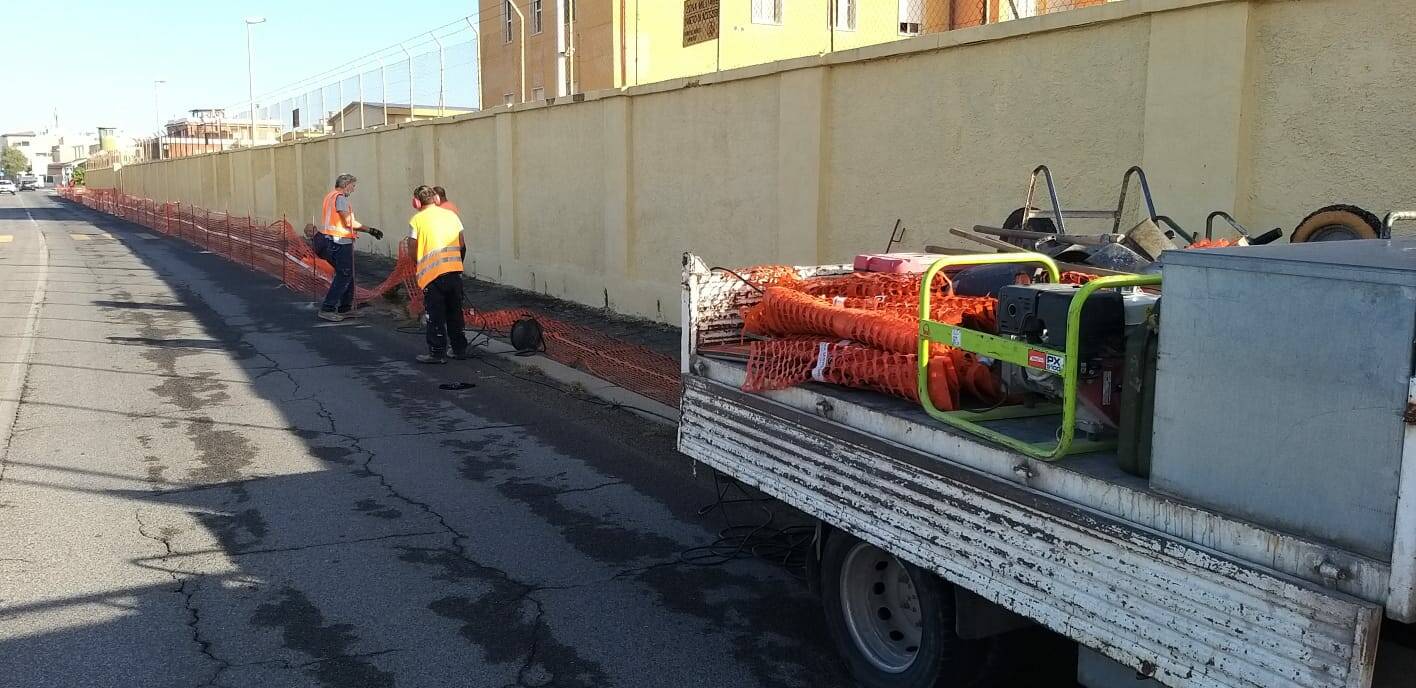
[245,17,266,147]
[153,80,166,131]
[153,79,167,159]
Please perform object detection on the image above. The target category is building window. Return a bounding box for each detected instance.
[751,0,782,25]
[531,0,543,35]
[504,93,515,106]
[833,0,856,31]
[898,0,922,35]
[532,86,545,100]
[504,0,514,43]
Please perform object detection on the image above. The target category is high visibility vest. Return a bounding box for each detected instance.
[412,206,466,288]
[320,189,357,240]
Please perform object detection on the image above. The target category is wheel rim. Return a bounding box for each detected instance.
[1307,224,1363,241]
[838,541,924,673]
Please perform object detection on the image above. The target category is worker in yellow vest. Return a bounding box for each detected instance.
[408,185,468,363]
[316,173,383,322]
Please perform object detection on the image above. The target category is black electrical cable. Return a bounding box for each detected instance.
[709,266,766,293]
[394,307,678,423]
[677,468,815,581]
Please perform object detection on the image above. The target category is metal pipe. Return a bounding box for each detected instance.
[245,17,266,146]
[508,0,527,102]
[560,0,566,94]
[430,31,445,115]
[464,16,483,110]
[153,80,166,133]
[555,0,568,97]
[357,70,365,131]
[379,57,389,127]
[401,43,414,116]
[1383,210,1416,240]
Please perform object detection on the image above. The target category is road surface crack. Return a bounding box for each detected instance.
[135,508,234,687]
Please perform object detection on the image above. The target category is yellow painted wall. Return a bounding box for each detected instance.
[823,13,1151,257]
[513,102,607,282]
[99,0,1416,326]
[1243,0,1416,232]
[434,117,500,276]
[627,0,719,85]
[630,1,937,85]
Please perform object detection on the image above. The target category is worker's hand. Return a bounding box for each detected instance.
[366,227,384,240]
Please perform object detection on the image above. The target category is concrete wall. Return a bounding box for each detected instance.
[101,0,1416,326]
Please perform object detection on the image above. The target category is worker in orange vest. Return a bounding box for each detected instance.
[408,184,468,363]
[433,186,459,216]
[317,173,383,322]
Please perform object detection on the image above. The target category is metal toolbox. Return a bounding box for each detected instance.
[1151,240,1416,562]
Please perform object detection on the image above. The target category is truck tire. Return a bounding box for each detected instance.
[820,533,986,688]
[1290,205,1382,242]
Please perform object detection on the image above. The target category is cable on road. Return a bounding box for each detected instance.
[677,468,815,581]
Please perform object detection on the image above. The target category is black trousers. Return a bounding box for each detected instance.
[423,272,468,355]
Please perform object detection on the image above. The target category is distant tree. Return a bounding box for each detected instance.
[1,146,28,178]
[71,161,86,186]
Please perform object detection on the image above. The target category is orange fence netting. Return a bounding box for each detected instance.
[58,186,682,408]
[734,265,1005,410]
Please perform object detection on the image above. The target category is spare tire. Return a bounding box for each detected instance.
[1291,205,1382,243]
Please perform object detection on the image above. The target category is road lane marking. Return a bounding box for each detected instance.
[0,205,48,474]
[0,236,12,243]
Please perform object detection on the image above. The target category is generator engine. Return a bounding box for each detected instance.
[995,283,1157,435]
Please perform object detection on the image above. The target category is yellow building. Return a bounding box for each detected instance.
[480,1,1101,106]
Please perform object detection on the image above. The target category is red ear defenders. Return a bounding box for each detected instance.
[411,196,424,210]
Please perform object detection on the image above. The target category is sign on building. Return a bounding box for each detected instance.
[683,0,719,47]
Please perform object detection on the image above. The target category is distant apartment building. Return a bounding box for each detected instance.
[329,102,479,133]
[140,109,281,160]
[0,131,55,178]
[479,0,1108,105]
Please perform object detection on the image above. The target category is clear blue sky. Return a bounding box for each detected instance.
[1,1,480,137]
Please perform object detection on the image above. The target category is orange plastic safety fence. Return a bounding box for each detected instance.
[58,186,683,408]
[742,286,996,354]
[1186,238,1239,249]
[742,338,1000,412]
[470,308,681,407]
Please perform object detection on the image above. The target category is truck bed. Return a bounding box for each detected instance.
[677,255,1391,688]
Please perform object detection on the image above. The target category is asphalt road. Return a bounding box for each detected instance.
[0,192,850,688]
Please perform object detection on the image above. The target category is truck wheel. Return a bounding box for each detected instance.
[1290,205,1382,242]
[821,534,985,688]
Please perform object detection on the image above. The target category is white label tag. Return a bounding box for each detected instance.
[950,328,962,347]
[1045,353,1065,374]
[811,342,831,382]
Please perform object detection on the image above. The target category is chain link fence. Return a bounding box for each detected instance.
[256,18,481,138]
[877,0,1109,32]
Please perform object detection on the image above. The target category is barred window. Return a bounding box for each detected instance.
[833,0,856,31]
[752,0,783,25]
[898,0,922,35]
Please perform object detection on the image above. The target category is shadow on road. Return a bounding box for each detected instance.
[1,198,849,688]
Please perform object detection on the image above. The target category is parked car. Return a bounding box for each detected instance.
[0,180,17,195]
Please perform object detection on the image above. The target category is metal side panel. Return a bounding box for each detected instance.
[679,378,1382,688]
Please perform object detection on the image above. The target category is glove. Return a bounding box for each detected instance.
[366,227,384,240]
